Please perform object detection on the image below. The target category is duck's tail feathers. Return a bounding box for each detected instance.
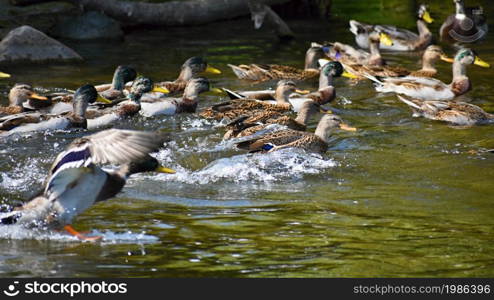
[227,64,251,80]
[362,72,383,85]
[349,20,361,36]
[222,88,245,100]
[397,95,422,110]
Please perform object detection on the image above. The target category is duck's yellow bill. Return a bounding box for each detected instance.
[295,89,311,95]
[320,108,332,114]
[379,33,394,46]
[152,86,170,94]
[204,65,222,75]
[422,11,434,24]
[342,70,358,79]
[440,54,454,63]
[28,92,48,100]
[339,123,357,132]
[474,56,491,68]
[155,166,176,174]
[0,71,10,78]
[96,94,112,104]
[204,86,225,96]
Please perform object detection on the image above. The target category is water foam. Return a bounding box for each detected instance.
[152,148,337,184]
[0,225,158,244]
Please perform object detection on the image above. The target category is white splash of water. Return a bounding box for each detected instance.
[152,148,337,184]
[0,225,158,244]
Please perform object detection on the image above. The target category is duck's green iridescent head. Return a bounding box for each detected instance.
[131,76,154,95]
[111,65,137,91]
[322,61,344,77]
[127,156,175,176]
[455,49,490,68]
[130,76,169,101]
[73,84,98,116]
[115,65,137,83]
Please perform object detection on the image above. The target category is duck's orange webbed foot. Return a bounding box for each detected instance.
[63,225,102,242]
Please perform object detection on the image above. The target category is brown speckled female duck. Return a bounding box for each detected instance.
[228,46,326,82]
[223,100,323,139]
[236,114,356,154]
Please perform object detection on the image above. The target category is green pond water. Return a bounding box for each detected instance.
[0,0,493,277]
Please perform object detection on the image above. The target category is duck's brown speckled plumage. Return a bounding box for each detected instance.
[398,95,494,126]
[223,101,321,139]
[236,114,352,153]
[228,47,325,82]
[200,80,298,121]
[200,100,291,121]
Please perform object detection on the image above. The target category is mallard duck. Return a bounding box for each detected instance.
[398,95,494,126]
[98,65,137,100]
[236,114,356,154]
[140,77,218,117]
[349,4,433,51]
[223,61,356,112]
[325,30,394,67]
[440,0,488,43]
[156,57,221,94]
[1,85,108,135]
[0,129,175,240]
[341,45,452,79]
[199,80,300,121]
[0,71,11,79]
[223,100,323,139]
[228,46,326,82]
[86,77,169,129]
[0,84,49,116]
[365,48,490,101]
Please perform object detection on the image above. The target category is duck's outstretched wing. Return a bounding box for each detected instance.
[50,129,170,175]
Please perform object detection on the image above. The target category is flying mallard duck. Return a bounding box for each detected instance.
[340,45,452,79]
[0,129,175,241]
[223,100,324,139]
[0,71,11,79]
[199,80,302,121]
[398,95,494,126]
[86,76,169,129]
[236,114,356,154]
[0,84,49,116]
[440,0,488,43]
[140,78,221,117]
[156,57,221,94]
[365,48,490,101]
[223,61,356,112]
[0,85,109,135]
[228,46,326,82]
[349,4,434,51]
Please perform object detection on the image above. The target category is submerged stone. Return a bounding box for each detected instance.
[0,25,83,63]
[52,11,124,40]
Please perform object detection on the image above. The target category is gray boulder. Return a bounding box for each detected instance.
[52,11,123,40]
[0,25,83,63]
